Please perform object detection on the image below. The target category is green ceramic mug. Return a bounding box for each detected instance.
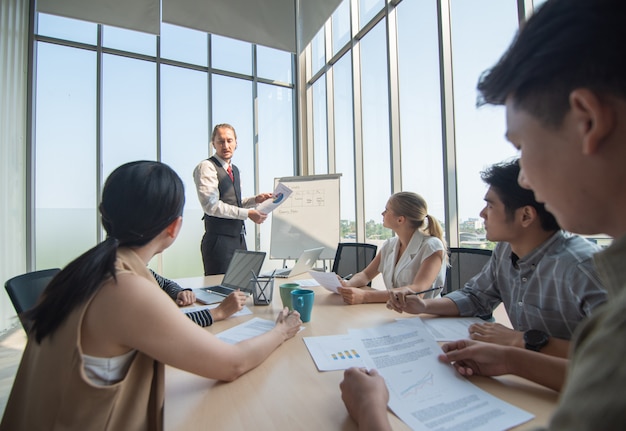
[279,283,299,310]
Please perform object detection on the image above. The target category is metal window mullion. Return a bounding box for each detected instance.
[351,0,365,243]
[96,24,104,244]
[386,5,401,194]
[252,44,260,250]
[437,0,459,248]
[325,22,335,174]
[26,0,37,270]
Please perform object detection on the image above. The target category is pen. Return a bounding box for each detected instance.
[342,274,353,281]
[406,286,444,296]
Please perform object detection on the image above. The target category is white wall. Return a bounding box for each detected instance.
[0,0,30,332]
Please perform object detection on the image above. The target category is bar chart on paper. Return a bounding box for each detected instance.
[303,334,367,371]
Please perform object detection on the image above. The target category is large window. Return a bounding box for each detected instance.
[33,14,295,277]
[450,0,519,246]
[304,0,526,249]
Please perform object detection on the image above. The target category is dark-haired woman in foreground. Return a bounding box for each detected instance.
[1,161,301,431]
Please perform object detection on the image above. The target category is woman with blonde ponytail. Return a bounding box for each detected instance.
[339,192,447,305]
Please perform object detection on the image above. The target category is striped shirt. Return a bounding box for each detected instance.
[150,269,213,327]
[445,231,607,340]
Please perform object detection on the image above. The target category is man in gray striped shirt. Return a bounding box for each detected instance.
[388,159,607,358]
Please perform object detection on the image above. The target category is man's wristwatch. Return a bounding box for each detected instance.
[524,329,549,352]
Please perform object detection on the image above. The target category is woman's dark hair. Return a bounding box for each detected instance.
[26,161,185,342]
[481,159,559,232]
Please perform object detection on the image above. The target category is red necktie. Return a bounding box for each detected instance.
[227,165,234,182]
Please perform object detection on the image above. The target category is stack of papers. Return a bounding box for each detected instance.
[303,317,534,431]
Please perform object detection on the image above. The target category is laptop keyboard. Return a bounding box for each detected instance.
[208,285,234,296]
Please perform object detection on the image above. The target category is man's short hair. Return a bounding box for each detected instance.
[481,159,560,232]
[477,0,626,127]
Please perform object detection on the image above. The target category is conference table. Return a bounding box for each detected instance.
[165,274,559,430]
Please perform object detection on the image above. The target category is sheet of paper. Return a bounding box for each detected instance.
[303,334,367,371]
[290,278,320,287]
[216,317,275,344]
[349,319,533,431]
[181,304,252,318]
[256,182,293,214]
[308,271,342,293]
[397,316,486,341]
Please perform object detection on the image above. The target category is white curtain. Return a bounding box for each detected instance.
[0,0,29,332]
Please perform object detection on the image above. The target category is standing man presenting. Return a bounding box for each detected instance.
[193,124,272,275]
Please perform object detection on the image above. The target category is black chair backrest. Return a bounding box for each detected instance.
[331,243,378,282]
[445,248,492,295]
[5,268,60,329]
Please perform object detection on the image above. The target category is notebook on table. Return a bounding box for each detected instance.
[194,250,266,304]
[262,247,324,278]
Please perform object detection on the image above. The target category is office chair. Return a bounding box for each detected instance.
[5,268,60,330]
[445,247,493,320]
[331,243,378,285]
[445,248,492,294]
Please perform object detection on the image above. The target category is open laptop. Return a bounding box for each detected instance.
[263,247,324,278]
[194,250,266,304]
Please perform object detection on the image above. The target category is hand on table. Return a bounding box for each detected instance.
[275,307,302,340]
[438,339,511,377]
[211,290,248,321]
[340,367,391,431]
[468,322,523,348]
[176,290,196,306]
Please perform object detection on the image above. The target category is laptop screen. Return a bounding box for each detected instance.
[221,250,266,292]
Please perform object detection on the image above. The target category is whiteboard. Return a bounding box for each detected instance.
[269,174,340,260]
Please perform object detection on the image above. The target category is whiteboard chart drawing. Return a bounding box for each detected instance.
[269,174,341,260]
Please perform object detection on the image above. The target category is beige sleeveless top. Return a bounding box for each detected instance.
[0,248,164,431]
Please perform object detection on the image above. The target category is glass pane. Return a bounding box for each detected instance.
[358,0,384,30]
[257,83,295,254]
[160,65,209,278]
[360,20,391,242]
[35,42,97,269]
[312,77,328,174]
[450,0,518,233]
[36,12,97,45]
[161,23,208,66]
[210,75,254,247]
[310,27,326,77]
[102,54,156,179]
[332,0,351,56]
[257,45,293,84]
[211,35,252,75]
[333,52,356,240]
[102,25,156,56]
[397,0,445,223]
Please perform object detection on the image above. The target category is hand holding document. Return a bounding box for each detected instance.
[256,182,293,214]
[308,271,343,293]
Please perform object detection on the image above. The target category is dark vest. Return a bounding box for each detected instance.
[203,157,245,237]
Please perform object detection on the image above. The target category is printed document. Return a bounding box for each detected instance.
[349,319,533,431]
[397,316,486,341]
[307,271,342,293]
[256,182,293,214]
[303,334,367,371]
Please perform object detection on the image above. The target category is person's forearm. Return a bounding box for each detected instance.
[539,337,571,358]
[506,348,567,392]
[219,327,287,381]
[422,297,461,316]
[357,406,392,431]
[346,272,369,287]
[363,289,390,304]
